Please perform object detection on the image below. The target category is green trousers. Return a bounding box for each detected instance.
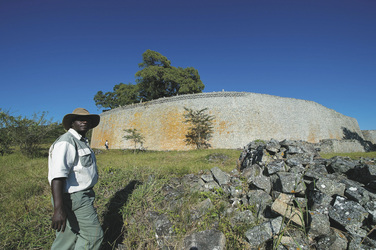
[51,189,104,250]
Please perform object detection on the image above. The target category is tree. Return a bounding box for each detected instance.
[14,112,59,157]
[94,83,139,110]
[0,109,59,157]
[123,128,145,153]
[0,109,14,155]
[42,123,65,144]
[177,67,205,94]
[94,50,205,109]
[183,107,215,149]
[136,50,205,101]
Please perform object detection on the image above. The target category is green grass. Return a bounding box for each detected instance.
[95,149,241,249]
[0,148,240,249]
[320,151,376,160]
[1,148,374,249]
[0,152,54,249]
[96,149,239,174]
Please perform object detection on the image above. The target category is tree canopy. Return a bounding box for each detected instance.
[94,50,205,109]
[94,83,139,109]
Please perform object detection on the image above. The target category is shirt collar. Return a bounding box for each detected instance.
[68,128,86,141]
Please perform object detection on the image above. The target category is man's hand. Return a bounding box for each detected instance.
[51,205,67,232]
[51,178,67,232]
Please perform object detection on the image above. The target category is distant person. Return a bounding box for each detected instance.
[105,140,109,150]
[48,108,103,249]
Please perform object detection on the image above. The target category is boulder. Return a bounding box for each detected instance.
[211,167,230,186]
[328,196,369,236]
[182,229,226,250]
[244,216,283,248]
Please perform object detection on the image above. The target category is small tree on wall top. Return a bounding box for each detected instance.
[183,107,215,149]
[123,128,145,153]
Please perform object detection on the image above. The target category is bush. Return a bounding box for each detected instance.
[0,109,61,157]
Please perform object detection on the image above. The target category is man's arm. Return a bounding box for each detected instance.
[51,178,67,232]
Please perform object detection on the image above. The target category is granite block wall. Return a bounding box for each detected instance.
[362,130,376,144]
[91,92,363,151]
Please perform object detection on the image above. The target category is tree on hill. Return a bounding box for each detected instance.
[136,50,204,101]
[94,83,139,110]
[183,107,215,149]
[94,50,205,109]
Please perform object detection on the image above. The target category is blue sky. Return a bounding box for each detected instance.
[1,0,375,130]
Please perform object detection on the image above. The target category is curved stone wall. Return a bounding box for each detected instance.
[362,130,376,144]
[91,92,363,150]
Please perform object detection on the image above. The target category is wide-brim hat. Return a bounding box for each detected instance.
[62,108,100,130]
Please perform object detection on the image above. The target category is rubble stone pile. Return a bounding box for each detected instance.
[238,139,376,249]
[121,139,376,249]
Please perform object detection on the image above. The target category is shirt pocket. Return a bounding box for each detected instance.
[78,148,93,167]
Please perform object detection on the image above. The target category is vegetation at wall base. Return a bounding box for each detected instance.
[123,128,145,153]
[183,107,215,149]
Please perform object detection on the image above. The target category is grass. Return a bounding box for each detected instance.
[0,148,240,249]
[320,151,376,160]
[1,147,374,249]
[0,152,54,249]
[95,149,241,249]
[96,149,239,174]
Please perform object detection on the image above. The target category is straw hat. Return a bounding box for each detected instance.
[62,108,100,130]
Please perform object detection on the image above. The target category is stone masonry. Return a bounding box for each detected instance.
[91,92,365,151]
[363,130,376,145]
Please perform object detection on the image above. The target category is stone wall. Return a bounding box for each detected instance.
[91,91,363,151]
[319,139,368,154]
[363,130,376,144]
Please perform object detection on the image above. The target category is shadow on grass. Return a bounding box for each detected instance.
[101,180,141,250]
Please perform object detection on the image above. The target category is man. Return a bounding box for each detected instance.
[48,108,103,249]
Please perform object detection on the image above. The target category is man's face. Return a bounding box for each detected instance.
[71,117,92,136]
